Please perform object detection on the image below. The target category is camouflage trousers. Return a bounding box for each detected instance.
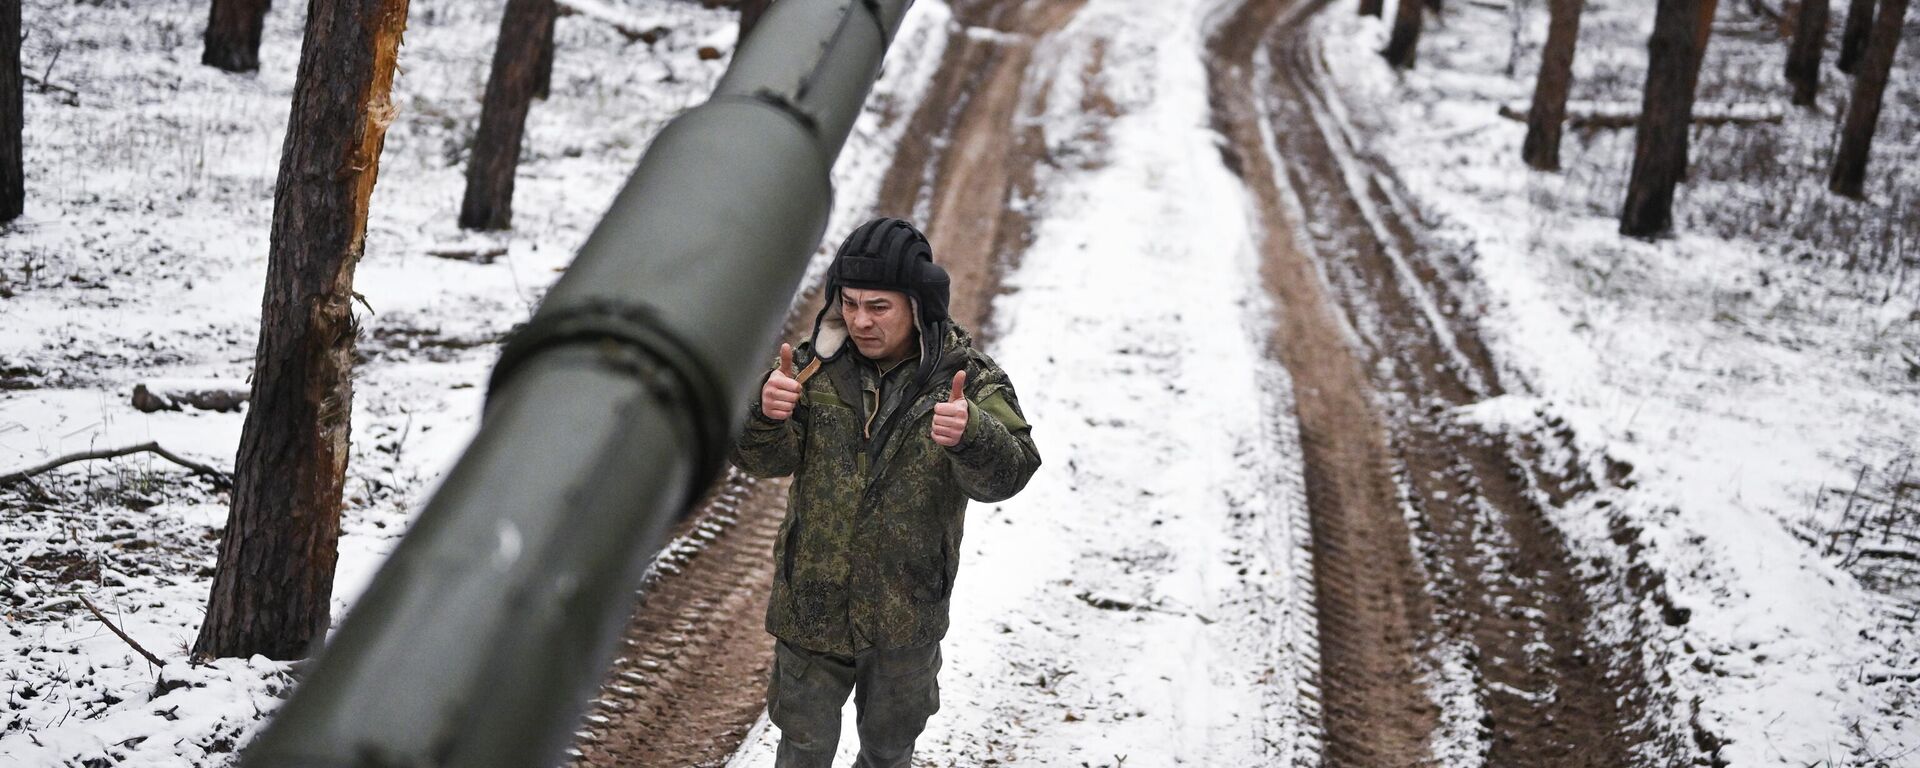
[767,638,942,768]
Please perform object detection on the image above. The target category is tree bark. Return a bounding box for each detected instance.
[532,6,557,100]
[1360,0,1384,17]
[739,0,774,38]
[1785,0,1828,105]
[1684,0,1718,96]
[460,0,558,231]
[1828,0,1906,197]
[2,0,22,224]
[1620,0,1709,237]
[1678,0,1717,174]
[193,0,409,662]
[1383,0,1424,68]
[1522,0,1585,171]
[202,0,273,73]
[1836,0,1873,72]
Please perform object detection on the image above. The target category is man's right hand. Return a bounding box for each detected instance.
[761,343,803,421]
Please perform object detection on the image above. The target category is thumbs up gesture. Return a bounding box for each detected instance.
[761,343,803,421]
[931,370,969,447]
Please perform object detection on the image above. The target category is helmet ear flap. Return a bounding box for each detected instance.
[915,258,950,325]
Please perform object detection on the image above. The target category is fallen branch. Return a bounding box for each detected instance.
[78,595,168,669]
[131,381,249,413]
[0,442,232,487]
[1498,101,1785,130]
[22,72,80,106]
[555,0,672,43]
[425,243,509,264]
[1074,591,1214,623]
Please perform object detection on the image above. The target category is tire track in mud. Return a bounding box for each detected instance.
[1210,0,1661,764]
[1207,2,1439,765]
[573,3,1085,765]
[877,0,1090,336]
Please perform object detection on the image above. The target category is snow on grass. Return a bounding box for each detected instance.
[0,0,944,763]
[1312,0,1919,762]
[727,0,1321,765]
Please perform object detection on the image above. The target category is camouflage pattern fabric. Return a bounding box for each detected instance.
[730,323,1041,655]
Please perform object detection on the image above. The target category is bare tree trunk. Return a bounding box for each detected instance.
[1522,0,1585,170]
[460,0,558,231]
[1785,0,1828,105]
[1620,0,1709,237]
[1360,0,1384,17]
[1828,0,1906,197]
[1836,0,1874,72]
[1383,0,1424,68]
[2,0,21,224]
[193,0,409,662]
[202,0,272,73]
[739,0,774,38]
[532,7,557,100]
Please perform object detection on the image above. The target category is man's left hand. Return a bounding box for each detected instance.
[932,371,969,447]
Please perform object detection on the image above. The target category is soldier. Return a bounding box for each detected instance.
[731,217,1042,768]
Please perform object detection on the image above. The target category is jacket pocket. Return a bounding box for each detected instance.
[906,551,944,604]
[939,535,958,599]
[781,515,800,583]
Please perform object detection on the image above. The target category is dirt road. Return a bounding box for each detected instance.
[579,0,1676,764]
[1208,0,1673,763]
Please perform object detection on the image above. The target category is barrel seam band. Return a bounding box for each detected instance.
[488,300,730,501]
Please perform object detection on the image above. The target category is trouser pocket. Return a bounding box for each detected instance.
[768,640,856,763]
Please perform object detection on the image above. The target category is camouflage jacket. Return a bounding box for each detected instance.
[729,324,1041,654]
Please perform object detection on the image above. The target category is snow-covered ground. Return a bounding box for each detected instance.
[7,0,1914,763]
[726,0,1322,765]
[0,0,946,763]
[1310,0,1919,763]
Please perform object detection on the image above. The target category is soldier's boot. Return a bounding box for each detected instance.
[851,643,942,768]
[769,640,857,768]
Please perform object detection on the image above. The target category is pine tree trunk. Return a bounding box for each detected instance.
[1836,0,1874,72]
[1,0,22,224]
[193,0,409,662]
[1828,0,1906,197]
[1785,0,1828,105]
[1522,0,1585,171]
[202,0,273,73]
[740,0,774,38]
[460,0,557,231]
[1620,0,1708,237]
[532,7,557,100]
[1383,0,1424,68]
[1360,0,1384,17]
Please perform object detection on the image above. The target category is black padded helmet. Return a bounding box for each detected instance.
[807,218,953,388]
[828,217,949,326]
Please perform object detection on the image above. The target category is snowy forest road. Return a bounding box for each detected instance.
[585,0,1675,765]
[1210,0,1677,764]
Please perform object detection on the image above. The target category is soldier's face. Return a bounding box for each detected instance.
[841,287,916,364]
